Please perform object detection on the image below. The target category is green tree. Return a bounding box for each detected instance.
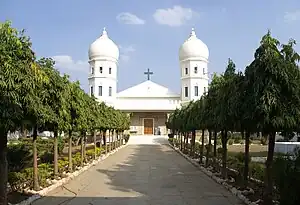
[0,21,44,204]
[245,31,300,205]
[66,81,85,172]
[37,58,70,177]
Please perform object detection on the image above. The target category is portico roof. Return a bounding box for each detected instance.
[117,80,180,98]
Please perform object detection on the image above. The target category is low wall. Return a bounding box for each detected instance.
[274,142,300,154]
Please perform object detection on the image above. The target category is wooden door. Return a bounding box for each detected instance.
[144,119,153,135]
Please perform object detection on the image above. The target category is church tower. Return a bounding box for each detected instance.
[179,28,209,104]
[88,28,119,107]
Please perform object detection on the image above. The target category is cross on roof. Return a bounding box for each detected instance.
[144,68,153,80]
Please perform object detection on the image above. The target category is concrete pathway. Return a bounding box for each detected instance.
[127,135,169,145]
[32,135,242,205]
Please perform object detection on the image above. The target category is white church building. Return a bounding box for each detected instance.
[88,28,209,135]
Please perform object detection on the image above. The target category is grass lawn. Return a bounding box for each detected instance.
[228,144,268,157]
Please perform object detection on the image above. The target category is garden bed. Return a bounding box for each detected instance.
[168,140,279,205]
[7,139,127,205]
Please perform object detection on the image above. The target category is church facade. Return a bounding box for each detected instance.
[88,28,209,135]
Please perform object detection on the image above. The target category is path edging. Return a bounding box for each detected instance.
[168,143,258,205]
[12,142,129,205]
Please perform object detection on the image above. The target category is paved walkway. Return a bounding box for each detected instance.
[32,135,242,205]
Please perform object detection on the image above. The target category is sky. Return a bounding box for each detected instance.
[1,0,300,93]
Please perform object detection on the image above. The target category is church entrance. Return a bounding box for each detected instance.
[143,118,154,135]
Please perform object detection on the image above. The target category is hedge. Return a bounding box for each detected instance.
[8,147,104,192]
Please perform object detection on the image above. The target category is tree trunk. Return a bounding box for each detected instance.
[21,123,27,138]
[116,131,119,148]
[200,129,205,164]
[114,131,116,148]
[32,125,39,191]
[186,133,189,153]
[83,134,86,162]
[221,130,228,179]
[119,131,122,147]
[110,130,113,150]
[112,131,114,150]
[244,131,250,187]
[68,130,72,172]
[99,131,103,155]
[116,131,118,148]
[206,130,212,167]
[263,131,276,205]
[75,137,81,146]
[119,132,122,146]
[183,133,185,151]
[93,130,97,159]
[117,131,121,147]
[53,130,58,177]
[186,133,189,152]
[241,130,245,140]
[83,132,87,159]
[109,131,112,152]
[213,131,217,168]
[121,132,123,146]
[80,136,84,167]
[190,130,196,157]
[104,131,108,154]
[0,130,8,205]
[110,131,114,151]
[113,130,116,150]
[180,133,183,151]
[184,133,187,152]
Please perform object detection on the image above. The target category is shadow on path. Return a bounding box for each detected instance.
[32,143,242,205]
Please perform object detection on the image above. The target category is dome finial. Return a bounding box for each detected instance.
[190,27,196,37]
[102,27,107,36]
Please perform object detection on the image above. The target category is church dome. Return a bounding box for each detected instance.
[88,28,119,61]
[179,28,209,61]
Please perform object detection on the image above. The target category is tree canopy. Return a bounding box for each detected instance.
[0,21,130,205]
[166,31,300,205]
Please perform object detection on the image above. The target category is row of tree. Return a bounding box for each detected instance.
[166,31,300,205]
[0,21,130,205]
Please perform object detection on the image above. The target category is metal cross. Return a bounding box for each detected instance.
[144,68,153,80]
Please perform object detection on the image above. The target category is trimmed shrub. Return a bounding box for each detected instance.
[168,138,174,144]
[273,149,300,205]
[249,162,264,181]
[233,135,242,144]
[8,137,65,171]
[261,137,268,145]
[124,134,130,143]
[168,133,174,138]
[8,163,54,191]
[7,143,32,172]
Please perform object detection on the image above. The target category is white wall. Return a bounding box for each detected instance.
[129,112,168,135]
[88,59,118,106]
[115,97,181,111]
[180,59,209,102]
